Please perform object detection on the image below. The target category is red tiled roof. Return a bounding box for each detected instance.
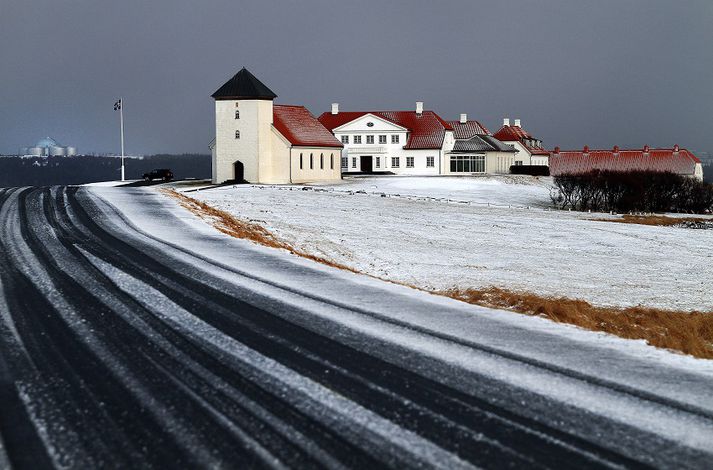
[493,125,531,141]
[549,147,701,176]
[493,124,549,155]
[273,105,343,148]
[447,120,491,139]
[318,110,452,149]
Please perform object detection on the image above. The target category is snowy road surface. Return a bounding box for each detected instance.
[0,186,712,469]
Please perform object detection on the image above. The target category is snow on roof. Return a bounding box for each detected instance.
[318,110,452,150]
[273,105,343,148]
[549,146,701,176]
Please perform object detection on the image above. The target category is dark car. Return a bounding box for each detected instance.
[143,169,173,182]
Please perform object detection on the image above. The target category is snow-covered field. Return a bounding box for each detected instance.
[171,176,713,312]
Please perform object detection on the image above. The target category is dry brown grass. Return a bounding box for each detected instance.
[164,189,713,359]
[443,287,713,359]
[591,214,708,226]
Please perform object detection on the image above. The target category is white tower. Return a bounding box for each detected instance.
[212,68,277,184]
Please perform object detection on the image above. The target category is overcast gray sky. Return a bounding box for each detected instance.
[1,0,711,155]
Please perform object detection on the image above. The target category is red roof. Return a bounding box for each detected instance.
[273,105,343,148]
[493,124,549,155]
[318,110,452,149]
[447,120,491,138]
[549,147,701,176]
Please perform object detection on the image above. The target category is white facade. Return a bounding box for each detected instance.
[334,114,444,175]
[214,99,274,183]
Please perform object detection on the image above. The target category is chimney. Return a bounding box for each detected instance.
[554,146,560,154]
[416,101,424,115]
[673,144,680,153]
[613,145,619,155]
[460,113,467,124]
[503,117,510,126]
[514,119,521,127]
[643,145,650,154]
[331,103,339,115]
[583,145,590,154]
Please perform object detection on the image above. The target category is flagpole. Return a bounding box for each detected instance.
[120,98,125,181]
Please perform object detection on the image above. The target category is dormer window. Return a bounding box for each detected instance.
[235,130,240,139]
[235,110,240,119]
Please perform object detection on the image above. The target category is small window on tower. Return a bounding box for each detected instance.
[330,154,334,169]
[300,153,303,169]
[310,153,314,169]
[235,130,240,139]
[235,110,240,119]
[320,153,324,169]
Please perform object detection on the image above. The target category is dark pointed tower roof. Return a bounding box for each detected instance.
[212,67,277,100]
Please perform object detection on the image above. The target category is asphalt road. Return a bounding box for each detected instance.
[0,186,711,469]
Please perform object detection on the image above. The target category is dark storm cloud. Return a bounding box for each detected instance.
[1,0,712,155]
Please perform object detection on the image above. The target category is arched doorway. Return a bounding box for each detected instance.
[233,160,244,182]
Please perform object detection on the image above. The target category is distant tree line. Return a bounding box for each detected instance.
[550,170,713,214]
[0,154,211,187]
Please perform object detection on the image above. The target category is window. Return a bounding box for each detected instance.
[320,153,324,169]
[375,156,381,168]
[391,157,400,168]
[449,155,486,173]
[426,156,435,168]
[310,153,314,169]
[366,135,374,144]
[235,130,240,139]
[514,161,523,166]
[235,110,240,119]
[330,154,334,169]
[391,135,400,144]
[379,135,387,144]
[300,153,303,169]
[406,156,414,168]
[341,156,348,168]
[352,157,357,168]
[354,135,362,144]
[341,135,349,144]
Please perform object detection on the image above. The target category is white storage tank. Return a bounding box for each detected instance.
[49,146,66,156]
[27,147,43,156]
[65,146,77,156]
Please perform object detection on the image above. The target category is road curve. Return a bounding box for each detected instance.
[0,185,711,469]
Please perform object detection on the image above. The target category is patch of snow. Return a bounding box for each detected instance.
[82,180,138,187]
[176,177,713,311]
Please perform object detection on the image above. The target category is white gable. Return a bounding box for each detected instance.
[333,113,408,133]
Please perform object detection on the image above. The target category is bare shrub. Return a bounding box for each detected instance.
[551,170,713,214]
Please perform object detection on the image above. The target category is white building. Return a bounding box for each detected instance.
[211,68,343,184]
[445,115,517,174]
[492,118,550,166]
[19,137,77,157]
[318,103,450,175]
[318,105,516,175]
